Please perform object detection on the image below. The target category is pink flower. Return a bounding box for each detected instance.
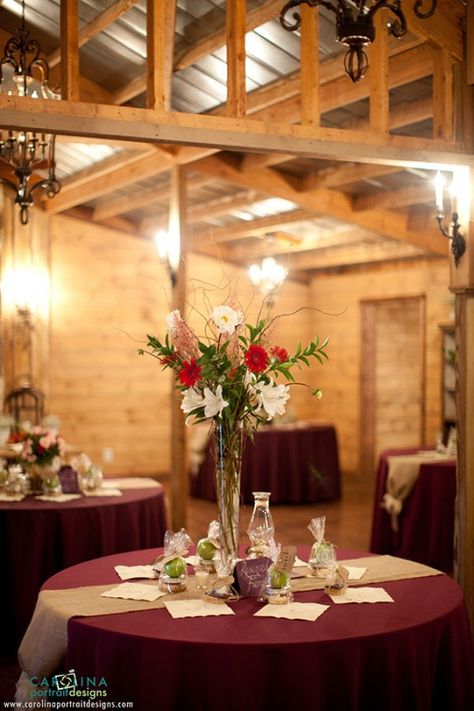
[166,310,199,360]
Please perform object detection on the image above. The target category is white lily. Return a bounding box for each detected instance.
[211,305,243,335]
[255,380,290,420]
[181,387,205,415]
[203,385,229,418]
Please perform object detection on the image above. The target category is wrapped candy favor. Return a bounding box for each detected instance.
[262,546,295,605]
[308,516,335,576]
[154,529,193,593]
[197,520,221,573]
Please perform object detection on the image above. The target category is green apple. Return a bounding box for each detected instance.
[270,568,289,589]
[163,557,186,578]
[197,538,217,561]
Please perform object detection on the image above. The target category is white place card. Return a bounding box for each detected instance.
[164,600,235,619]
[114,565,157,581]
[329,587,394,604]
[254,602,329,621]
[35,494,82,503]
[101,583,165,602]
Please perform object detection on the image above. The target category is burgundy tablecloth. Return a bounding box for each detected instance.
[370,449,456,572]
[38,546,474,711]
[191,424,341,503]
[0,488,168,654]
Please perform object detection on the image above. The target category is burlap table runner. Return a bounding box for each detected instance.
[382,452,454,530]
[16,555,443,702]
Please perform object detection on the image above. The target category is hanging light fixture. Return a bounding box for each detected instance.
[279,1,437,83]
[0,0,61,225]
[249,257,288,296]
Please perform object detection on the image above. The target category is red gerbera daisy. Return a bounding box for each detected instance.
[245,344,269,373]
[270,345,289,363]
[178,359,202,387]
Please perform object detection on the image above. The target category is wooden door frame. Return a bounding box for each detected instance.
[359,294,426,477]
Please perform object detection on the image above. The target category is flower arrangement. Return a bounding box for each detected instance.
[21,426,65,468]
[141,305,328,431]
[141,302,328,561]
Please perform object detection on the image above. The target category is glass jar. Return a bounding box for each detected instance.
[158,556,187,593]
[247,491,275,557]
[263,564,293,605]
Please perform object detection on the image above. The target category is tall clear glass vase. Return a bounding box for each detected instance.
[214,421,243,568]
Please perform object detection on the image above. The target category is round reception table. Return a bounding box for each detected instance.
[191,423,341,503]
[25,545,474,711]
[0,485,168,654]
[370,448,456,573]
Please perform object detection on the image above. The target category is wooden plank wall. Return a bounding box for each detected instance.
[47,214,315,476]
[309,260,453,477]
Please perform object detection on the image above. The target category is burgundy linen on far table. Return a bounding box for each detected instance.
[191,424,341,503]
[0,488,167,654]
[40,547,474,711]
[370,449,456,572]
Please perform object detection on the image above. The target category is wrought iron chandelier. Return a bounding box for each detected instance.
[279,1,437,83]
[0,0,61,225]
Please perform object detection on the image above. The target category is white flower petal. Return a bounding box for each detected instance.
[211,305,243,335]
[181,387,204,415]
[202,385,229,418]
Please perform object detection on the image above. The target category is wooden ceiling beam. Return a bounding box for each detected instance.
[44,148,175,213]
[93,174,212,222]
[354,183,435,212]
[300,3,319,126]
[192,154,449,256]
[301,164,402,192]
[192,209,313,243]
[146,0,176,111]
[403,0,463,60]
[112,0,283,105]
[48,0,141,69]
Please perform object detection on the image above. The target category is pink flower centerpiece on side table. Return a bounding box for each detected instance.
[21,427,66,493]
[140,303,328,569]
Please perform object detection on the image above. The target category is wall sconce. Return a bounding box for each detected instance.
[154,229,180,287]
[433,171,466,269]
[248,257,288,297]
[1,265,49,322]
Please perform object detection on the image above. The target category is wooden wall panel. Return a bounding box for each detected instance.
[310,260,452,477]
[48,215,314,476]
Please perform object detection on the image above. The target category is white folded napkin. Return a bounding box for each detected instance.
[329,587,394,604]
[0,493,26,502]
[35,494,82,503]
[101,583,165,602]
[82,488,122,497]
[114,565,157,581]
[254,602,329,621]
[164,600,234,619]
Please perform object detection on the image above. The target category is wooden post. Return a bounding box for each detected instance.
[433,47,453,141]
[226,0,247,117]
[369,10,389,135]
[300,2,319,126]
[60,0,80,101]
[169,165,188,530]
[450,64,474,627]
[146,0,176,110]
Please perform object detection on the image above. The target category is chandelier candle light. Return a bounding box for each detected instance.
[0,0,61,224]
[141,303,328,567]
[279,1,438,83]
[433,171,466,268]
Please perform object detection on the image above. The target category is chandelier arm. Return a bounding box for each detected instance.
[366,1,407,39]
[413,0,437,19]
[0,175,19,193]
[279,1,341,32]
